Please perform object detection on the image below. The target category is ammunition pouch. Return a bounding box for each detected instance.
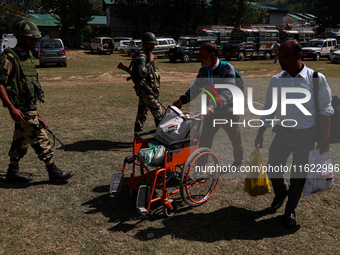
[3,48,44,111]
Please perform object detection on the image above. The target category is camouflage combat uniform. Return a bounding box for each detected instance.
[0,47,53,166]
[131,48,163,132]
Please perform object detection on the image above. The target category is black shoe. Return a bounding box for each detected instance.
[47,162,73,183]
[5,165,34,183]
[271,191,288,211]
[231,160,244,170]
[283,212,297,228]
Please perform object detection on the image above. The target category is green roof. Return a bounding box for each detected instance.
[88,16,107,25]
[25,14,107,27]
[27,14,59,26]
[295,13,314,20]
[249,2,289,13]
[103,0,115,4]
[287,14,305,21]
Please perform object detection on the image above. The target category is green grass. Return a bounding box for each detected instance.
[0,50,339,254]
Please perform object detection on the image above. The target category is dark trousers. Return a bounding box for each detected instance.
[199,114,245,163]
[267,125,316,215]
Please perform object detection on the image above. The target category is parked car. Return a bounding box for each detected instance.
[39,38,67,67]
[113,37,132,50]
[329,44,340,63]
[117,40,130,53]
[0,34,17,54]
[32,37,42,58]
[301,38,337,61]
[168,36,218,63]
[90,37,114,54]
[153,38,176,58]
[127,39,142,57]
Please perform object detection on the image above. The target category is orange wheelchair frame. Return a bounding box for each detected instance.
[109,128,220,217]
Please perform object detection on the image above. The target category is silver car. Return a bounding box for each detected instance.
[329,44,340,63]
[39,38,67,67]
[127,39,142,57]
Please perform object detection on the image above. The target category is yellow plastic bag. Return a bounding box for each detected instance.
[243,148,271,196]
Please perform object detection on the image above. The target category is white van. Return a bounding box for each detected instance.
[0,34,17,54]
[302,38,337,61]
[153,38,176,58]
[90,37,114,54]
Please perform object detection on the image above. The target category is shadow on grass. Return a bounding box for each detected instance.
[60,140,133,152]
[134,206,300,241]
[82,181,192,232]
[0,174,72,189]
[82,183,147,231]
[82,182,299,241]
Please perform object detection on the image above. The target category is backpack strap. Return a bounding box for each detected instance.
[219,60,242,78]
[219,60,244,91]
[219,60,227,78]
[313,71,320,142]
[313,71,319,113]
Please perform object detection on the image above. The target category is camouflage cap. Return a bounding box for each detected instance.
[14,20,41,38]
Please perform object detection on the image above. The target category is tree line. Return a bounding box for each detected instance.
[1,0,339,47]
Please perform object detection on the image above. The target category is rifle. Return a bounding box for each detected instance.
[117,61,166,109]
[37,113,65,147]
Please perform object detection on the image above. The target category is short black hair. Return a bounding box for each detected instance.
[201,42,219,57]
[281,40,302,55]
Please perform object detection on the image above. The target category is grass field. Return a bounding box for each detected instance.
[0,50,339,255]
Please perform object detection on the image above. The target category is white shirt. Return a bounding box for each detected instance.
[261,64,333,129]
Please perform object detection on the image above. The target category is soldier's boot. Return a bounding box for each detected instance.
[47,162,74,183]
[5,164,34,183]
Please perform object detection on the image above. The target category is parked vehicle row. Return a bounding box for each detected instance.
[87,34,340,64]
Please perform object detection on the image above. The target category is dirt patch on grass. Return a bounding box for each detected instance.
[41,71,197,87]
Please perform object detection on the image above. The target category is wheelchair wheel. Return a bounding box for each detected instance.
[180,147,219,207]
[163,199,177,217]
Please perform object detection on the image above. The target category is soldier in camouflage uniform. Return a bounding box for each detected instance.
[130,32,163,132]
[0,20,73,184]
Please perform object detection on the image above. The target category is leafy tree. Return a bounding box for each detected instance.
[110,0,269,38]
[42,0,96,47]
[111,0,211,38]
[209,0,268,26]
[0,1,27,35]
[311,0,340,28]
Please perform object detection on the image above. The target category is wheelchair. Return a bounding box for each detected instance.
[109,112,220,217]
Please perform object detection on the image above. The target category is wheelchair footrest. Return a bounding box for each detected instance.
[136,185,151,214]
[109,173,124,197]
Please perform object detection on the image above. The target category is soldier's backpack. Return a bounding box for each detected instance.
[219,60,244,91]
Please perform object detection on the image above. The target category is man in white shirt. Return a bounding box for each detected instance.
[255,40,333,228]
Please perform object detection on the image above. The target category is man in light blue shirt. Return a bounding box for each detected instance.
[254,40,333,228]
